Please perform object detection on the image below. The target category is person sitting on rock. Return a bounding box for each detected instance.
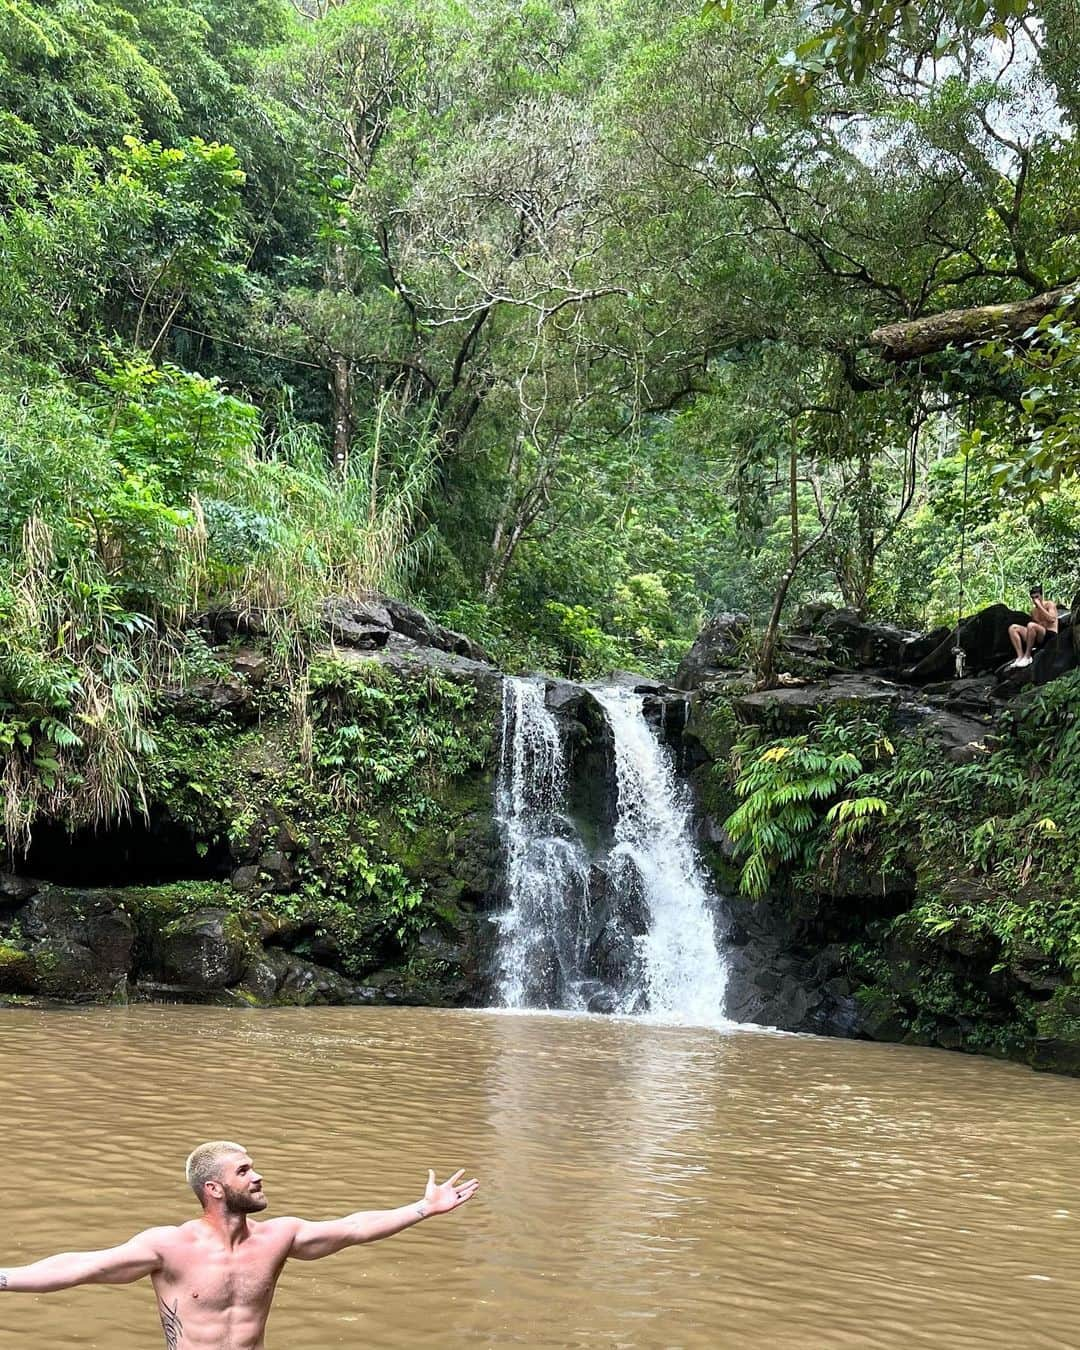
[1008,585,1058,667]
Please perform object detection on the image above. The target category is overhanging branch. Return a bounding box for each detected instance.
[869,285,1076,362]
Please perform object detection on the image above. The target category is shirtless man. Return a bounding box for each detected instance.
[1008,585,1059,668]
[0,1140,478,1349]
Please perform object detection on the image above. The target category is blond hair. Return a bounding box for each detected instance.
[185,1140,245,1202]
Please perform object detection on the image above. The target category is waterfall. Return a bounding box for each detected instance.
[494,677,731,1026]
[494,679,592,1009]
[593,686,730,1024]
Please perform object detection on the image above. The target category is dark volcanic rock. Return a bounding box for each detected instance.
[353,637,502,701]
[323,594,492,664]
[675,612,749,691]
[733,674,904,724]
[906,603,1033,680]
[545,681,617,845]
[779,632,831,660]
[602,671,690,742]
[792,600,838,631]
[1030,614,1078,687]
[720,889,888,1039]
[0,873,38,905]
[381,596,490,663]
[324,597,393,650]
[162,674,256,721]
[899,626,951,666]
[265,950,361,1005]
[21,889,135,998]
[820,609,919,668]
[153,908,248,991]
[731,674,993,762]
[197,607,268,644]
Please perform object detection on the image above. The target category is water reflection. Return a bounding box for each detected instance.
[2,1007,1080,1347]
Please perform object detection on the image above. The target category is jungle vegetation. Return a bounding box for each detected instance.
[2,0,1080,838]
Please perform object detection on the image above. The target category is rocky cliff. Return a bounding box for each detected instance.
[0,597,618,1010]
[680,600,1080,1075]
[5,591,1080,1078]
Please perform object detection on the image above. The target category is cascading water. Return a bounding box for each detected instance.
[494,679,592,1009]
[494,676,731,1026]
[593,686,730,1024]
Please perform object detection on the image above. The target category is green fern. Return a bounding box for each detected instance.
[724,728,881,897]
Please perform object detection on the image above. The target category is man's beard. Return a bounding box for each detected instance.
[223,1185,268,1214]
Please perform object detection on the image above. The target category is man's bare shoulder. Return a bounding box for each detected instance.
[256,1217,303,1238]
[143,1222,197,1251]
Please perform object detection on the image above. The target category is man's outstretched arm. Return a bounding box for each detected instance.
[0,1230,164,1292]
[288,1169,479,1260]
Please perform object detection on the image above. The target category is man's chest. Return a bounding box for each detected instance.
[162,1242,286,1312]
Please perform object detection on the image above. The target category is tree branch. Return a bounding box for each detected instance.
[868,285,1076,362]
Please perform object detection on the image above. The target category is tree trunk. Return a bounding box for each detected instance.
[330,351,352,474]
[789,441,799,561]
[868,285,1074,362]
[853,450,874,616]
[754,563,798,692]
[755,492,847,689]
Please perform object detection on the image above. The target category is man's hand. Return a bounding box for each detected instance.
[288,1169,480,1258]
[422,1168,479,1216]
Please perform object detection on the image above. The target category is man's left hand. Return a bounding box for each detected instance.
[423,1169,479,1215]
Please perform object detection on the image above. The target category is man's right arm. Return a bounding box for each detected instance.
[0,1229,164,1292]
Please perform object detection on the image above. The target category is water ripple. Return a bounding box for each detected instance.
[2,1006,1080,1347]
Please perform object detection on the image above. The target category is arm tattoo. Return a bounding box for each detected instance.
[158,1299,184,1350]
[0,1272,8,1290]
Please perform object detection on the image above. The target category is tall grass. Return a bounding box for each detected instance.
[201,394,439,665]
[0,369,439,847]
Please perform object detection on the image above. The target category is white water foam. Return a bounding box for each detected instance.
[493,678,591,1009]
[592,686,732,1027]
[494,677,733,1028]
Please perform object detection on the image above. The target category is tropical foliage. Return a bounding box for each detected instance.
[2,0,1080,839]
[723,677,1080,974]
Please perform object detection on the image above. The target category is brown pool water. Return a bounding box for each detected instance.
[1,1005,1079,1348]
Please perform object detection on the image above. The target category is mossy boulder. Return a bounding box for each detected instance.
[20,889,135,999]
[154,907,251,991]
[1031,988,1080,1074]
[0,942,35,993]
[360,955,469,1005]
[675,612,749,690]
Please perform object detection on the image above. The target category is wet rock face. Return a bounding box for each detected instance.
[154,908,249,991]
[718,895,871,1039]
[240,949,363,1006]
[544,680,618,846]
[675,613,749,692]
[6,889,136,999]
[585,862,648,991]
